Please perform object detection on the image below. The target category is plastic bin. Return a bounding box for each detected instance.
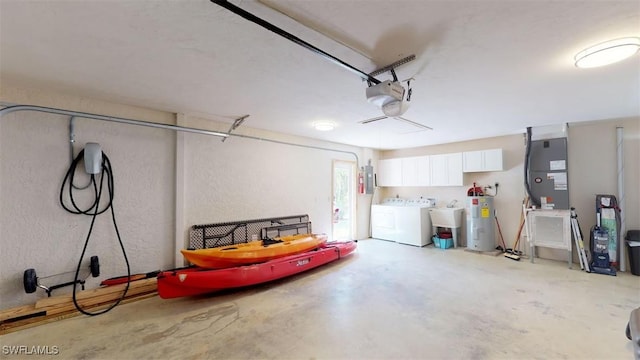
[626,230,640,276]
[433,236,453,249]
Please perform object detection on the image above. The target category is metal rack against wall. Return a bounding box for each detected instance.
[189,214,310,249]
[526,209,572,267]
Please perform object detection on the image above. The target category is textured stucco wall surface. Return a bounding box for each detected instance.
[0,87,373,309]
[0,88,176,309]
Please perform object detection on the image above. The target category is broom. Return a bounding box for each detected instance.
[505,197,529,261]
[495,210,507,252]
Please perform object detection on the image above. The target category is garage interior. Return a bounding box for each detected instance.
[1,1,639,359]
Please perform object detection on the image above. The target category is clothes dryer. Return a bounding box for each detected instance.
[396,198,435,246]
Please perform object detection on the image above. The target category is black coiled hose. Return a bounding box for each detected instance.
[59,149,130,316]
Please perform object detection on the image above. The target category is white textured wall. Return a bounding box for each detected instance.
[180,116,373,248]
[567,118,640,263]
[0,88,175,309]
[0,87,376,309]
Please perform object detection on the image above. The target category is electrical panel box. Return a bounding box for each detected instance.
[364,163,374,195]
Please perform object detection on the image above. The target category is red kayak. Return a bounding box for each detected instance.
[157,241,357,299]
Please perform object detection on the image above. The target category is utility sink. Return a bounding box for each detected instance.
[429,207,465,228]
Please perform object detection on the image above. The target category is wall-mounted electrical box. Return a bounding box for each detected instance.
[84,143,102,175]
[365,161,374,195]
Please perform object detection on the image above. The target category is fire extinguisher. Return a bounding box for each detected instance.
[358,170,365,194]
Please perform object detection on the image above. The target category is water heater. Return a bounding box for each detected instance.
[466,196,495,252]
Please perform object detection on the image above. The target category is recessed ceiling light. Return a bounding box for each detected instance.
[313,121,335,131]
[574,37,640,68]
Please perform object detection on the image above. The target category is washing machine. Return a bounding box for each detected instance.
[371,198,406,242]
[396,198,436,247]
[371,197,435,246]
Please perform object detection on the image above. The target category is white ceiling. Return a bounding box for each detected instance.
[1,0,639,149]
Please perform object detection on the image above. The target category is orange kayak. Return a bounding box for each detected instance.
[180,233,327,269]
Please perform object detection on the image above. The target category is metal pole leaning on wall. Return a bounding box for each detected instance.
[0,104,360,165]
[617,127,626,272]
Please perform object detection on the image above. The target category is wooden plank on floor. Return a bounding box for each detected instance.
[0,304,43,323]
[41,282,157,317]
[0,292,157,335]
[0,279,157,335]
[35,278,156,308]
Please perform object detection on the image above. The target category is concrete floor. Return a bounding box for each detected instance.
[2,239,639,359]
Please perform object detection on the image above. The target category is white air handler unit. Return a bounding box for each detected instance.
[466,196,495,252]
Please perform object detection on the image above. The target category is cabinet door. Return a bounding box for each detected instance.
[401,156,430,186]
[429,154,448,186]
[463,149,503,172]
[416,155,431,186]
[401,157,419,186]
[431,153,462,186]
[463,150,484,172]
[447,153,463,186]
[483,148,504,171]
[378,159,402,187]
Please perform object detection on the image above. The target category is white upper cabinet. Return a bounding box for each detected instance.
[378,152,466,188]
[378,158,402,187]
[462,150,484,172]
[401,156,430,186]
[462,148,504,172]
[378,156,430,187]
[416,156,431,186]
[430,153,463,186]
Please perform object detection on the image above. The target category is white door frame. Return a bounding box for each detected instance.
[332,160,356,241]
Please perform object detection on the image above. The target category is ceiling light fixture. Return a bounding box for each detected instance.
[574,37,640,68]
[313,122,335,131]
